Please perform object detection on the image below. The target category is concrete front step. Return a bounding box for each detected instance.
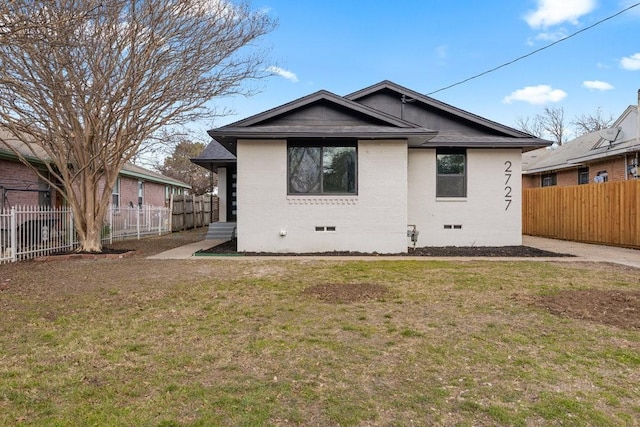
[206,222,237,240]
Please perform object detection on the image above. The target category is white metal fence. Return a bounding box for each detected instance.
[0,204,170,263]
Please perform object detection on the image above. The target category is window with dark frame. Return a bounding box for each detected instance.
[288,142,357,195]
[541,173,557,187]
[436,148,466,198]
[578,167,589,185]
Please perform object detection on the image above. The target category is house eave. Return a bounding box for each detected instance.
[118,169,191,189]
[522,163,585,175]
[209,129,438,154]
[567,142,640,164]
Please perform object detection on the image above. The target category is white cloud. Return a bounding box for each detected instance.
[525,0,596,28]
[620,53,640,70]
[503,85,567,104]
[583,80,614,91]
[266,66,298,82]
[534,29,568,42]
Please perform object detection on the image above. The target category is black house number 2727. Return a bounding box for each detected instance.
[504,160,513,211]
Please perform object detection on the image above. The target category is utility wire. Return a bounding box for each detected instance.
[426,2,640,96]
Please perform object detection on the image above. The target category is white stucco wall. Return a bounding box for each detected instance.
[408,148,522,246]
[237,139,408,253]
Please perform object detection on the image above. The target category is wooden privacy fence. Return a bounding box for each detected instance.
[170,194,215,232]
[523,180,640,248]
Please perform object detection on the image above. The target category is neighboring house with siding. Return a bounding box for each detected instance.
[1,132,190,210]
[523,105,640,188]
[193,80,550,253]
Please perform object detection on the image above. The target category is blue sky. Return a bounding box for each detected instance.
[202,0,640,139]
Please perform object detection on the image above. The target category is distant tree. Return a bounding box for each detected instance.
[572,107,614,136]
[157,140,215,196]
[0,0,275,252]
[516,107,567,145]
[515,114,546,139]
[542,107,567,146]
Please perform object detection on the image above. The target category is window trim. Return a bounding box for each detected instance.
[436,148,467,198]
[287,140,358,196]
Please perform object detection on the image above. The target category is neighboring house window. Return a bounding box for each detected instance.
[112,178,120,208]
[541,173,557,187]
[594,171,608,183]
[288,142,357,194]
[38,179,51,207]
[436,148,466,198]
[138,180,144,206]
[578,167,589,185]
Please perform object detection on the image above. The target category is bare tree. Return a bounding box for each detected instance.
[572,107,614,136]
[515,107,567,145]
[0,0,275,252]
[515,114,546,138]
[542,107,566,146]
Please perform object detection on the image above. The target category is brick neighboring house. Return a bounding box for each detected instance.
[1,132,190,210]
[523,105,640,187]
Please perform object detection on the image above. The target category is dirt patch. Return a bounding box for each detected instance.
[198,239,572,257]
[534,289,640,330]
[303,283,389,303]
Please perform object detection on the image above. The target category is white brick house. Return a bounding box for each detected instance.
[193,81,550,253]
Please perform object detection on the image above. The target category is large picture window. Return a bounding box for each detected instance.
[436,148,466,197]
[288,143,357,194]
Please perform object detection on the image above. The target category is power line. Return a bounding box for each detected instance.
[426,2,640,96]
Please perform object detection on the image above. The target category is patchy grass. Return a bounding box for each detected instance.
[0,245,639,425]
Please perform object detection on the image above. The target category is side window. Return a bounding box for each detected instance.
[138,180,144,207]
[541,173,557,187]
[112,178,121,208]
[436,148,466,197]
[578,167,589,185]
[288,142,357,195]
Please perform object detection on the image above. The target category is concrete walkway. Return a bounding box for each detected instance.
[147,236,639,268]
[522,236,640,269]
[146,239,227,260]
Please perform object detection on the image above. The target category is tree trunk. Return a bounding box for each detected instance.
[72,167,108,253]
[79,223,103,253]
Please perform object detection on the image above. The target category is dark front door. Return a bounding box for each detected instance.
[226,165,237,222]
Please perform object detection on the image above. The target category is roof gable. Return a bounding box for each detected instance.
[346,80,534,138]
[592,105,637,149]
[225,90,419,129]
[208,89,437,153]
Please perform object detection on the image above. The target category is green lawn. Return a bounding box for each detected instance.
[0,257,638,426]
